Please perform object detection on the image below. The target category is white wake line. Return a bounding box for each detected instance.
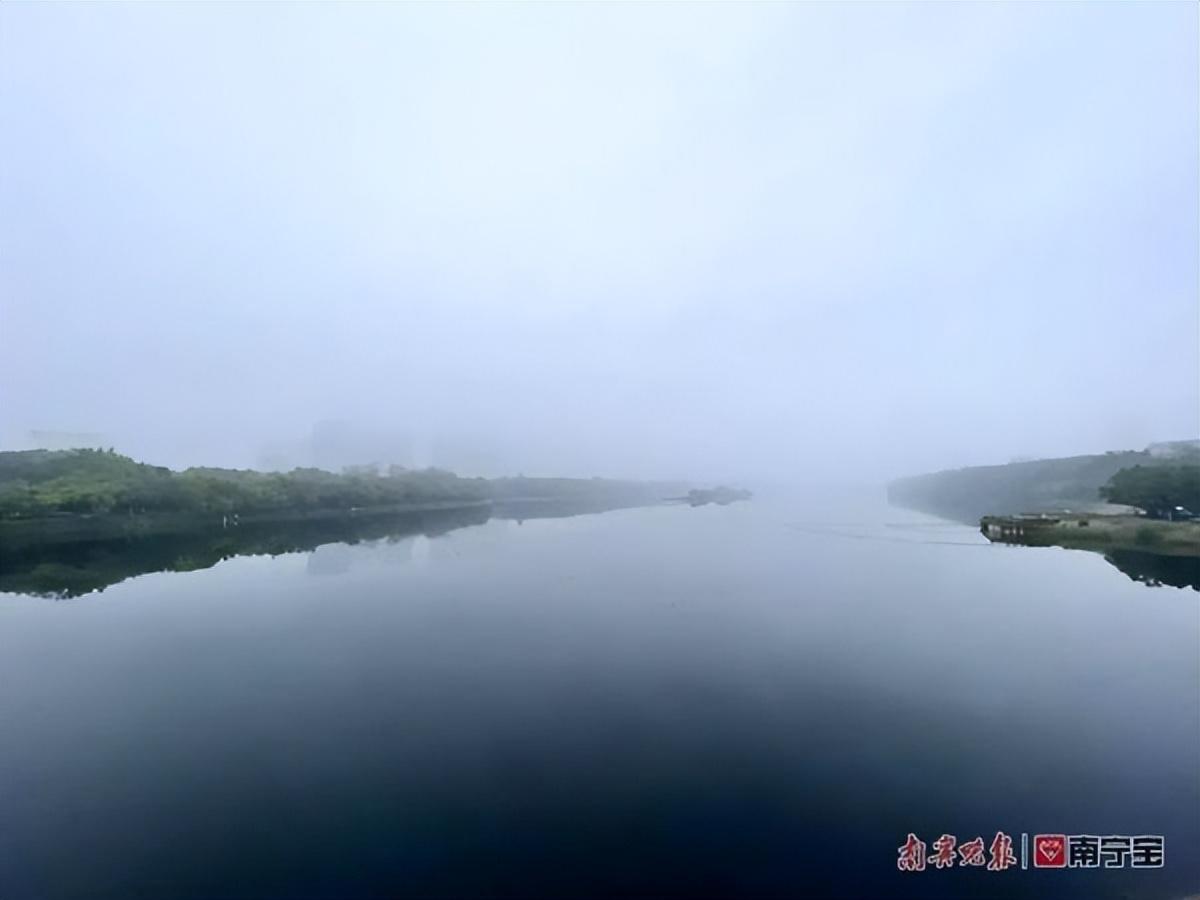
[786,522,994,548]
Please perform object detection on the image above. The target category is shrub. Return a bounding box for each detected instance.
[1134,525,1164,547]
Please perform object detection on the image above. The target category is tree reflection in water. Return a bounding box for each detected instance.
[0,504,493,598]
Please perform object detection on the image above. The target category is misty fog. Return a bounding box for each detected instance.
[2,2,1196,482]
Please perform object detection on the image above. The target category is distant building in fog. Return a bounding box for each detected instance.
[311,420,418,472]
[253,421,515,476]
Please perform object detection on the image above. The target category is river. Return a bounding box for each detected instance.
[2,492,1197,899]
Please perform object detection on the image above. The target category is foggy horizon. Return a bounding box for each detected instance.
[3,2,1197,484]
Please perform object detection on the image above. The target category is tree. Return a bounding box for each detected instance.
[1099,465,1200,519]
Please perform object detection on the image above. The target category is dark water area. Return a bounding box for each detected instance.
[1103,549,1200,591]
[2,494,1197,899]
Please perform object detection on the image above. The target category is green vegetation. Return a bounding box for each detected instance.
[0,449,688,532]
[0,449,489,520]
[981,513,1200,557]
[888,446,1198,523]
[0,453,693,598]
[1099,464,1200,519]
[1134,525,1165,548]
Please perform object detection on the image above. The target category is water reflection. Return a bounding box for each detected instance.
[1104,549,1200,591]
[0,504,492,598]
[491,497,662,522]
[978,529,1199,591]
[305,542,355,576]
[887,498,1199,592]
[4,500,1197,598]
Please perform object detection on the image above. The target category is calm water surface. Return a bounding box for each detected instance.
[2,495,1197,899]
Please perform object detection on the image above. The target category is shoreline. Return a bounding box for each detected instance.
[980,513,1200,557]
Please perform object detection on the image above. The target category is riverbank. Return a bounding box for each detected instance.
[888,442,1199,523]
[0,449,688,543]
[980,513,1200,556]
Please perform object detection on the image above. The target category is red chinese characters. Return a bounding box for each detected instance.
[929,834,957,870]
[900,829,1164,873]
[899,832,1015,871]
[957,836,987,867]
[897,833,926,872]
[987,832,1017,872]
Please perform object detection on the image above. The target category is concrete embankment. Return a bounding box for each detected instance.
[980,513,1200,556]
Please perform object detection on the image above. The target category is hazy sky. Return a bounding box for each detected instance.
[2,2,1196,482]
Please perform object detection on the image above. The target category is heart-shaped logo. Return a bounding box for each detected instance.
[1034,834,1067,868]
